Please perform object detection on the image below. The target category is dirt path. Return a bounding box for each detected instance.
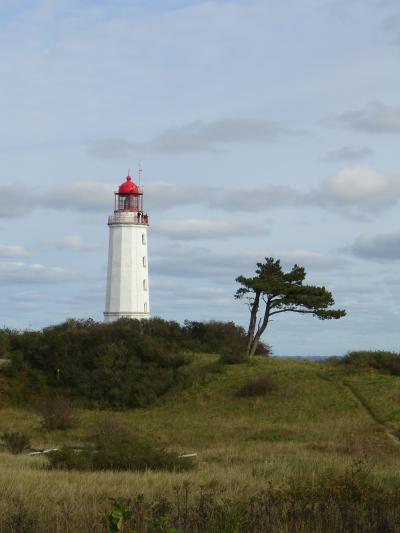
[341,379,400,446]
[317,372,400,446]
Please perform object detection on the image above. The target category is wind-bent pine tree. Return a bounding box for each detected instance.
[235,257,346,356]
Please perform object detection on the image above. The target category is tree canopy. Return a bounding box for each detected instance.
[235,257,346,355]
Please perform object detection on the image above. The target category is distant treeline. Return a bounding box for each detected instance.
[0,318,270,409]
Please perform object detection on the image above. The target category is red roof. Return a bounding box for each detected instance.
[118,175,139,195]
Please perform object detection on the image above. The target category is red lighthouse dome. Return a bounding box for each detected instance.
[118,175,139,195]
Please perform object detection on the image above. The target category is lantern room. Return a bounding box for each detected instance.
[115,175,143,212]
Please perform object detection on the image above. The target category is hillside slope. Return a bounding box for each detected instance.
[1,356,400,530]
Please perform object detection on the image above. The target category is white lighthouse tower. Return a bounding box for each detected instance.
[104,174,150,322]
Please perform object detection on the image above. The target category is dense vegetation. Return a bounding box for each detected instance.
[1,355,400,531]
[339,350,400,376]
[105,472,400,533]
[48,416,193,473]
[236,257,346,354]
[0,318,269,409]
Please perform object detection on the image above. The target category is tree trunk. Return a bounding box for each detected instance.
[246,291,260,354]
[248,298,271,355]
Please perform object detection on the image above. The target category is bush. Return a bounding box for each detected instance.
[101,466,399,533]
[184,320,272,357]
[39,396,76,430]
[341,351,400,376]
[48,417,193,472]
[1,318,269,408]
[237,375,276,397]
[2,431,31,454]
[219,352,249,365]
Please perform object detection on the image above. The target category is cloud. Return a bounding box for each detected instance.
[57,235,98,251]
[322,146,373,163]
[1,165,399,220]
[324,101,400,133]
[86,139,136,159]
[277,250,344,271]
[0,261,78,284]
[150,244,342,281]
[87,118,303,156]
[0,245,29,257]
[210,185,308,211]
[152,218,267,240]
[145,182,210,212]
[316,165,400,213]
[40,182,111,211]
[0,185,35,217]
[150,243,258,280]
[351,231,400,260]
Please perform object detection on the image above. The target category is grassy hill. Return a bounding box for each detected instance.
[1,355,400,531]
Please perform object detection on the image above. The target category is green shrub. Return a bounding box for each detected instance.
[184,320,272,357]
[219,352,249,365]
[341,351,400,376]
[48,417,193,472]
[237,375,276,397]
[100,467,400,533]
[39,396,76,430]
[1,318,269,408]
[2,431,31,454]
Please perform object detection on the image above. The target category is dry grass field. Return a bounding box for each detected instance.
[1,356,400,531]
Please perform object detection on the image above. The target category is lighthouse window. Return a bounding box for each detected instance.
[143,256,147,267]
[144,303,147,312]
[143,279,147,290]
[142,233,146,245]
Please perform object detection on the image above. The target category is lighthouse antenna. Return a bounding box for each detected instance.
[138,161,143,188]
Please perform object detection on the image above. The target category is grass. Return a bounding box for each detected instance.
[1,355,400,531]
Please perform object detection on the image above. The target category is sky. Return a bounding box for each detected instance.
[1,0,400,356]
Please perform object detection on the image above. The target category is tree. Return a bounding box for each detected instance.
[235,257,346,356]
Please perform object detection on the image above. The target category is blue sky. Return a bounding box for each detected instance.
[1,0,400,356]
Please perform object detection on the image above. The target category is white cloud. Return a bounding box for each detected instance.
[1,164,399,221]
[2,166,399,220]
[0,245,29,257]
[277,250,343,271]
[0,261,78,284]
[152,218,266,240]
[57,235,98,251]
[317,165,400,212]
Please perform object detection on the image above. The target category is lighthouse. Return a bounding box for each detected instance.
[104,174,150,322]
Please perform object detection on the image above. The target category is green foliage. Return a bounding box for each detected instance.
[100,469,400,533]
[236,257,346,354]
[184,320,271,357]
[107,501,132,532]
[1,318,256,408]
[0,329,11,358]
[237,374,276,397]
[48,417,194,472]
[219,352,249,365]
[236,257,345,319]
[341,350,400,376]
[1,431,31,454]
[38,396,77,430]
